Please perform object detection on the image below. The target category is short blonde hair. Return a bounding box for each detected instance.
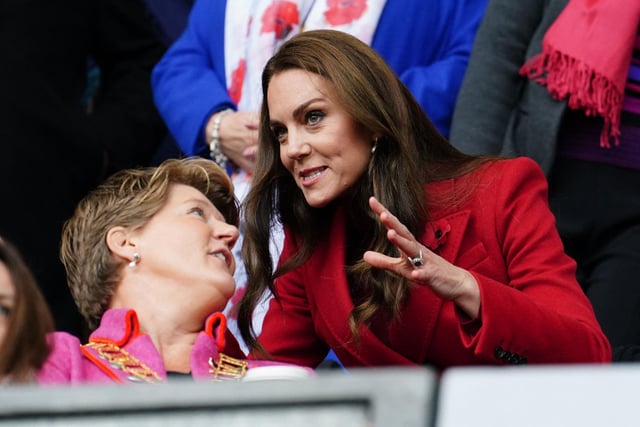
[61,157,238,330]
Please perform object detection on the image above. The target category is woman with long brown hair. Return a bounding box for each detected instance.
[238,29,611,368]
[0,238,53,383]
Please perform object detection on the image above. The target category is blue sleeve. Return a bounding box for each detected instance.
[372,0,489,137]
[151,0,234,156]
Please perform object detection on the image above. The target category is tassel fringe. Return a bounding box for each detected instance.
[520,48,623,148]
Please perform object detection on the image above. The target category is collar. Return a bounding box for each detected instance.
[85,309,239,382]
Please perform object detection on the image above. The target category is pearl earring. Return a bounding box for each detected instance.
[371,137,379,154]
[128,253,140,268]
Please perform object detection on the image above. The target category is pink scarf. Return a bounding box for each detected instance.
[520,0,640,148]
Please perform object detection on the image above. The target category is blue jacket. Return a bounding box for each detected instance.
[152,0,488,156]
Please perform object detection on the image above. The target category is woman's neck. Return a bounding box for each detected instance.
[146,326,199,374]
[134,307,202,374]
[110,278,208,373]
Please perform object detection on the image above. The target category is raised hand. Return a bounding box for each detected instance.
[363,196,480,319]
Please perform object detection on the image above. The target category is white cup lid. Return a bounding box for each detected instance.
[242,365,312,382]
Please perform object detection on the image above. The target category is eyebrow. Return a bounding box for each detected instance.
[184,197,210,206]
[270,97,324,126]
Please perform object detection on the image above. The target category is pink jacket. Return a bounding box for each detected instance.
[37,308,295,384]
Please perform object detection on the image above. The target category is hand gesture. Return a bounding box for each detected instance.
[363,197,480,319]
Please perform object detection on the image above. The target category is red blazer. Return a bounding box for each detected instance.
[257,157,611,369]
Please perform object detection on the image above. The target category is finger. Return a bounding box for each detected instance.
[369,196,415,241]
[385,229,426,263]
[368,196,427,267]
[364,248,426,282]
[363,250,407,272]
[246,128,259,146]
[244,120,259,130]
[243,145,258,160]
[368,196,386,216]
[244,111,260,129]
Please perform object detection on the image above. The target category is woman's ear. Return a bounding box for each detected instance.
[106,226,136,261]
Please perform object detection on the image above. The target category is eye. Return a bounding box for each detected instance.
[271,126,287,144]
[188,206,205,218]
[0,305,11,318]
[306,110,324,125]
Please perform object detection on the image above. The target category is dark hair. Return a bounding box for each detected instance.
[239,29,485,354]
[0,238,54,382]
[61,157,238,330]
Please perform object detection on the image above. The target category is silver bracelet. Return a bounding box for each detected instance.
[209,109,233,167]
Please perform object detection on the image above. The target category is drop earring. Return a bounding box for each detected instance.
[371,137,378,154]
[128,253,140,268]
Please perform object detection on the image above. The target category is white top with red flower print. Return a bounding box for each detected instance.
[224,0,386,112]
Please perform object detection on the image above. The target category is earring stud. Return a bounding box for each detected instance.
[128,253,140,268]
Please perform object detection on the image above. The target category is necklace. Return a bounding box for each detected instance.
[85,342,250,383]
[83,341,163,384]
[208,353,249,381]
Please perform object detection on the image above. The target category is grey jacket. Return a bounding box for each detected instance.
[449,0,569,175]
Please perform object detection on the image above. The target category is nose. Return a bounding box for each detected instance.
[285,129,311,160]
[212,219,239,249]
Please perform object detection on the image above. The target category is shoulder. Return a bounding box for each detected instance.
[464,158,554,240]
[433,157,545,195]
[36,332,83,384]
[480,157,544,181]
[471,157,549,206]
[427,157,548,217]
[47,331,83,351]
[429,157,544,193]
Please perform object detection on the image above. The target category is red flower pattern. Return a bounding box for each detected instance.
[324,0,367,26]
[228,59,246,105]
[261,1,300,39]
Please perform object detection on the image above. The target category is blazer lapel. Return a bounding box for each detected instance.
[431,209,472,265]
[310,207,416,365]
[310,205,473,365]
[388,208,472,363]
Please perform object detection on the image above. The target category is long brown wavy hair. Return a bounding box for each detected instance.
[238,29,487,355]
[0,237,54,383]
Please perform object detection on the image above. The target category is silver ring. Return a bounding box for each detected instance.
[407,249,424,267]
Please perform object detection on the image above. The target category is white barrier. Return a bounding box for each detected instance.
[0,367,437,427]
[436,364,639,427]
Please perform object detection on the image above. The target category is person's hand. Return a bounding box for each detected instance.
[363,196,480,319]
[206,111,258,172]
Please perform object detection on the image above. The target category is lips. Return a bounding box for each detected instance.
[299,166,327,184]
[210,249,233,271]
